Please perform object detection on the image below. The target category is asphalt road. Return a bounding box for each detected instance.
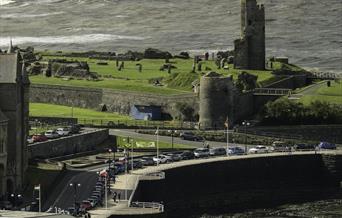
[109,129,247,149]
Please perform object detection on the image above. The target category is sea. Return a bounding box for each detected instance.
[0,0,341,74]
[0,0,341,216]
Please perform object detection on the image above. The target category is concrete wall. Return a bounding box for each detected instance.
[132,154,341,218]
[28,129,109,159]
[29,116,77,125]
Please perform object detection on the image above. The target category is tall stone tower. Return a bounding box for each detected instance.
[198,72,235,130]
[234,0,265,70]
[0,51,30,197]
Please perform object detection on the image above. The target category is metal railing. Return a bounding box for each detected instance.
[130,201,164,213]
[308,72,342,79]
[253,88,292,96]
[144,171,165,179]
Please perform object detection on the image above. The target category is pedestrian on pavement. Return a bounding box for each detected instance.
[113,192,117,202]
[118,192,121,201]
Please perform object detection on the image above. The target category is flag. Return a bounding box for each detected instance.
[155,127,159,135]
[224,117,229,128]
[34,184,40,190]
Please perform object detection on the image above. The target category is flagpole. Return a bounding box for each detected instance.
[38,184,41,213]
[226,126,229,157]
[156,127,159,166]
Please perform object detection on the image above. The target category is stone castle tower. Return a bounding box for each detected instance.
[234,0,265,70]
[0,50,30,198]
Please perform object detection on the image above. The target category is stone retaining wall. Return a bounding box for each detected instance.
[28,129,109,159]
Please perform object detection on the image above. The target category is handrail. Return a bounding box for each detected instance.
[130,201,164,212]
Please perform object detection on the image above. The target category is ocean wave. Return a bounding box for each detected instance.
[0,34,146,47]
[0,11,64,19]
[0,0,15,6]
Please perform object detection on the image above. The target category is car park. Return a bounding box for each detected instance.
[227,146,245,155]
[180,131,204,141]
[179,151,195,160]
[114,162,125,174]
[56,127,71,136]
[248,145,269,154]
[140,157,154,166]
[318,142,336,150]
[194,148,210,158]
[70,124,81,134]
[209,147,227,156]
[128,159,143,169]
[44,130,60,139]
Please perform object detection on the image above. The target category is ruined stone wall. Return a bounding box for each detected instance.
[265,75,308,89]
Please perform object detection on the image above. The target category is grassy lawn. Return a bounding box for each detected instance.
[30,103,132,120]
[30,54,277,94]
[297,81,342,105]
[116,136,194,149]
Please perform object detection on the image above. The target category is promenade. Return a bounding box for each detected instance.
[89,149,341,218]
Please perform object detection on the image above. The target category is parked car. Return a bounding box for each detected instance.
[248,145,269,154]
[56,127,71,136]
[227,146,245,155]
[128,159,143,170]
[140,157,154,166]
[114,162,125,174]
[194,148,210,158]
[180,151,195,160]
[80,200,92,210]
[271,141,291,152]
[69,124,81,134]
[318,142,336,150]
[44,130,60,139]
[32,134,48,142]
[209,147,227,156]
[153,155,172,164]
[294,143,315,151]
[180,132,204,141]
[164,153,182,161]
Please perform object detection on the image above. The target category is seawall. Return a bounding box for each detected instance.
[28,129,109,159]
[130,153,342,218]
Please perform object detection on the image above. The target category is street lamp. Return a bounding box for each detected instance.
[168,130,177,150]
[69,183,81,210]
[242,121,250,154]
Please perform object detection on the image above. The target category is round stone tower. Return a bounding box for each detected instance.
[199,72,235,130]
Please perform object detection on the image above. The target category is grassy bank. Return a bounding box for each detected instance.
[31,55,277,94]
[298,81,342,105]
[30,103,132,120]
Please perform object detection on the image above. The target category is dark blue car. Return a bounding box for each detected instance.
[318,142,336,150]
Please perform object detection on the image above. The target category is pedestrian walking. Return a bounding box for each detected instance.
[113,192,117,202]
[118,192,121,201]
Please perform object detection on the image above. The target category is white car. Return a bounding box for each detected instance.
[56,127,71,136]
[153,155,172,164]
[44,130,60,139]
[248,145,270,154]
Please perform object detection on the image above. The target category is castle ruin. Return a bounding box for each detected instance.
[234,0,265,70]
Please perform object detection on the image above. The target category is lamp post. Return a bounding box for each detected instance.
[242,121,250,154]
[69,183,81,210]
[155,127,159,166]
[168,130,177,151]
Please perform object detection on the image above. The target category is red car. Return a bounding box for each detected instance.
[80,200,92,210]
[32,134,48,142]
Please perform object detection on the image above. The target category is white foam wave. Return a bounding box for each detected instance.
[0,34,146,47]
[0,0,15,6]
[0,11,64,19]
